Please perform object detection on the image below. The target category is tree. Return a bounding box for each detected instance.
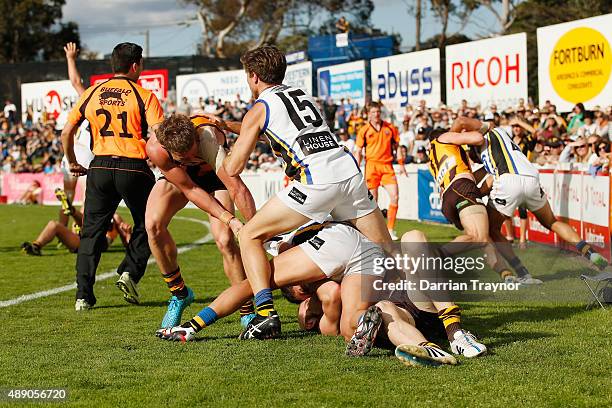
[0,0,80,63]
[462,0,518,35]
[187,0,253,57]
[429,0,474,48]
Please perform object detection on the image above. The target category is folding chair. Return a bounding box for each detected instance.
[580,272,612,310]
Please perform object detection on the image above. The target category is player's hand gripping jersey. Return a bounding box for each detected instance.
[428,139,473,193]
[256,85,359,185]
[479,127,539,179]
[67,76,164,159]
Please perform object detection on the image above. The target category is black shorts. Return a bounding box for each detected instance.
[441,178,483,230]
[160,166,226,194]
[374,301,446,349]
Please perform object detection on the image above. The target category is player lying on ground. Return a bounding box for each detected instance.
[203,45,391,340]
[146,114,257,329]
[282,228,486,360]
[429,127,536,284]
[156,223,486,362]
[156,221,382,343]
[22,189,131,255]
[456,116,608,276]
[286,282,482,367]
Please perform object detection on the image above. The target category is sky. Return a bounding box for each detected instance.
[63,0,499,57]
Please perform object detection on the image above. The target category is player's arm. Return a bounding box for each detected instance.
[451,116,489,134]
[316,281,342,336]
[394,127,406,175]
[64,42,86,96]
[147,143,242,232]
[198,113,242,134]
[216,165,256,220]
[354,128,365,166]
[61,120,87,176]
[438,131,485,146]
[222,103,266,177]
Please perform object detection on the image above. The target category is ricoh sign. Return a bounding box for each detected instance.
[445,33,528,110]
[370,48,441,121]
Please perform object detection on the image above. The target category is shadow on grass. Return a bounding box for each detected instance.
[462,304,587,348]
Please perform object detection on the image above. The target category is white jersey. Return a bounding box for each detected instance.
[256,85,360,185]
[479,127,539,178]
[61,120,95,170]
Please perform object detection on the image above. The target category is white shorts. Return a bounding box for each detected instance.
[277,172,377,224]
[298,223,385,281]
[489,173,547,217]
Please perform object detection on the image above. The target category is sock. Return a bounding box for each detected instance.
[438,305,462,341]
[576,240,595,259]
[161,267,188,299]
[499,269,514,280]
[240,299,255,317]
[508,257,529,278]
[186,307,218,332]
[254,288,274,317]
[387,204,398,230]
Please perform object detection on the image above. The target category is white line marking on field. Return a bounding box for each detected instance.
[0,216,211,308]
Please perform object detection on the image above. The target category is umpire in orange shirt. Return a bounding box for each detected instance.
[61,43,165,310]
[355,101,406,240]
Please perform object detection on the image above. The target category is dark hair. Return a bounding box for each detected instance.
[427,128,446,141]
[575,103,585,113]
[240,45,286,84]
[280,286,302,304]
[157,114,196,153]
[368,101,382,111]
[111,42,143,74]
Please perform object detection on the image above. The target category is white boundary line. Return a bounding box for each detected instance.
[0,216,211,308]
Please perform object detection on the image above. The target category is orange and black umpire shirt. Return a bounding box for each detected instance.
[67,76,164,159]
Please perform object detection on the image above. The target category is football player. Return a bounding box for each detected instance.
[146,114,256,329]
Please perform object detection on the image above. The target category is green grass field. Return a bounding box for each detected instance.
[0,205,610,407]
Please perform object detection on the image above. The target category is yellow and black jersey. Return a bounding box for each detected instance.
[67,76,164,159]
[428,139,472,192]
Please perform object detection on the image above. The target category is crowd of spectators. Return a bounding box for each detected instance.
[1,100,63,174]
[2,93,611,176]
[324,97,612,172]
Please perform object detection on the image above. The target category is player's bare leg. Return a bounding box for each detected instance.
[486,206,534,283]
[533,201,608,270]
[400,229,486,357]
[22,220,81,255]
[350,208,393,249]
[158,245,325,341]
[376,300,458,366]
[439,205,489,257]
[145,180,194,328]
[382,182,399,239]
[238,195,310,332]
[210,190,245,285]
[58,177,78,226]
[145,180,189,276]
[342,274,380,356]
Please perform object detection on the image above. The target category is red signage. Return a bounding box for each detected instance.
[90,69,168,100]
